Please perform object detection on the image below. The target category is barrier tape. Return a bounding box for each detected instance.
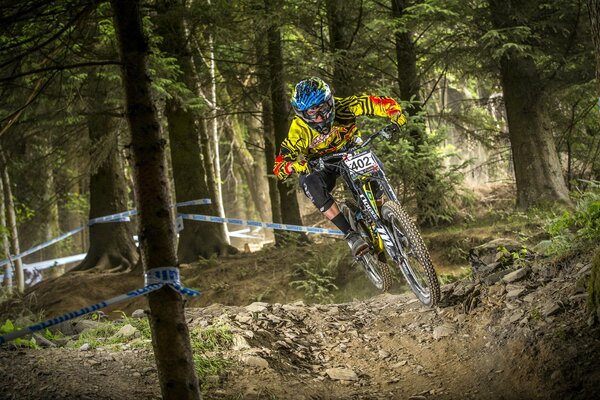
[0,267,200,345]
[0,199,212,268]
[178,213,344,236]
[0,227,86,268]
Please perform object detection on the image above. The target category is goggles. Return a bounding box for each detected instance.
[301,97,334,121]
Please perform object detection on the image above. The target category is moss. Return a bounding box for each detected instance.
[587,247,600,322]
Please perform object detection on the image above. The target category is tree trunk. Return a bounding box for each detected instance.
[73,69,138,272]
[154,0,234,262]
[325,0,361,96]
[391,0,422,116]
[254,28,285,244]
[488,0,571,209]
[205,9,230,243]
[590,247,600,323]
[0,176,12,293]
[225,118,271,222]
[0,153,24,293]
[588,0,600,96]
[265,0,308,244]
[586,0,600,323]
[245,116,272,222]
[56,158,83,249]
[110,1,201,399]
[39,146,59,261]
[262,95,282,224]
[391,0,445,226]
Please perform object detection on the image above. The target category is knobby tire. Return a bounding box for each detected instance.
[381,201,440,306]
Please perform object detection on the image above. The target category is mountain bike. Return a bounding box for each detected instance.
[309,124,441,306]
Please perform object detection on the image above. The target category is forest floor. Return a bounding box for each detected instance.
[1,208,599,399]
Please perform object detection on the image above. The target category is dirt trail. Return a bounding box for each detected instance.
[1,248,599,400]
[1,230,599,400]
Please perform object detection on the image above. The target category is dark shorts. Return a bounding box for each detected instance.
[299,159,384,212]
[299,163,340,212]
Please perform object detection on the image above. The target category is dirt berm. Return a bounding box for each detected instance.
[0,243,599,399]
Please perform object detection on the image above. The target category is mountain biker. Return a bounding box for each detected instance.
[273,77,407,257]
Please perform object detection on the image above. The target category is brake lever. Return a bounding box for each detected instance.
[381,124,400,140]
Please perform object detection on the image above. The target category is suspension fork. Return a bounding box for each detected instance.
[357,181,403,260]
[357,181,385,252]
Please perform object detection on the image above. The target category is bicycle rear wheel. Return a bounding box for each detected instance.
[380,201,440,306]
[340,200,391,291]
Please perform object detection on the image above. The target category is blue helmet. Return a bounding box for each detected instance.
[291,77,335,135]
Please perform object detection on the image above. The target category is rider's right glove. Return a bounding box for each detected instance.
[292,160,308,174]
[273,156,308,181]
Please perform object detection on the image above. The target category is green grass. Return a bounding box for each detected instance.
[190,323,234,390]
[0,319,38,348]
[438,267,472,285]
[289,243,348,303]
[64,314,234,389]
[67,311,152,350]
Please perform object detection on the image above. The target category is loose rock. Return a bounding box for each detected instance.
[503,267,530,283]
[433,324,455,340]
[241,355,269,369]
[325,367,358,381]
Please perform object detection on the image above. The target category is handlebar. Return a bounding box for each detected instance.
[308,123,400,169]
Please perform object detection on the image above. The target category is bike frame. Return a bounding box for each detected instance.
[340,152,404,261]
[310,125,406,263]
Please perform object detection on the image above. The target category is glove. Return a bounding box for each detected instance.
[291,160,308,174]
[274,158,308,181]
[274,161,291,181]
[390,112,407,129]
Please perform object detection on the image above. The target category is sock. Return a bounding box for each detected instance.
[330,213,352,235]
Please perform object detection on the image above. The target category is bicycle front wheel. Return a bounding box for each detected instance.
[381,201,440,306]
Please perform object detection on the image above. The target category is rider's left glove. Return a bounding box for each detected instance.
[390,112,407,129]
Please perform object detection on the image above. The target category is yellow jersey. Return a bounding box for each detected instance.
[276,95,404,166]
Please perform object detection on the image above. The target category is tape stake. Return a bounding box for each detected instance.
[0,267,200,345]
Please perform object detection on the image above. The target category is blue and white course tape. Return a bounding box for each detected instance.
[178,213,344,236]
[0,198,212,268]
[0,267,200,345]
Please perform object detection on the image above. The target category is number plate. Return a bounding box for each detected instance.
[344,151,376,173]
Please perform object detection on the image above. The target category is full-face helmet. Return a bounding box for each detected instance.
[290,77,335,135]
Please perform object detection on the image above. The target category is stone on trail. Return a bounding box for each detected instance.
[508,310,525,324]
[241,355,269,369]
[231,334,251,351]
[131,309,146,319]
[433,324,455,340]
[73,320,106,334]
[235,313,252,324]
[79,343,91,351]
[112,324,138,339]
[326,367,359,381]
[483,269,511,285]
[503,267,530,283]
[245,302,268,313]
[506,288,525,299]
[541,302,561,317]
